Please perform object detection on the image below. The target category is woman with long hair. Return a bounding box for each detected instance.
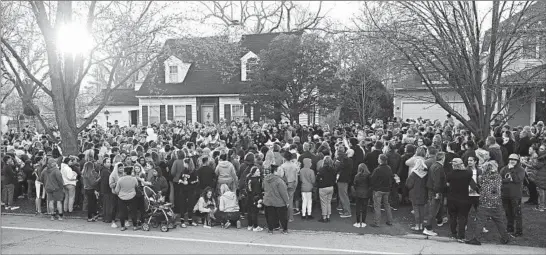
[132,163,150,226]
[317,156,336,223]
[179,156,199,228]
[193,187,217,228]
[82,162,100,222]
[353,163,371,228]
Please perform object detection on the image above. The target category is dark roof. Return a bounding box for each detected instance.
[91,89,139,106]
[137,32,303,97]
[503,64,546,85]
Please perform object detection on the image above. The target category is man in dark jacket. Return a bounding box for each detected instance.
[486,136,504,169]
[335,147,353,218]
[364,141,383,174]
[2,156,19,210]
[446,158,472,241]
[386,142,401,210]
[500,154,526,236]
[424,152,446,236]
[370,154,394,227]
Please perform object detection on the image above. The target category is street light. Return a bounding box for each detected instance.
[104,110,110,126]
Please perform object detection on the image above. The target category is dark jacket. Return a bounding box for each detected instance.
[197,165,216,191]
[386,151,401,177]
[2,164,17,185]
[488,144,505,168]
[517,136,532,157]
[398,153,414,181]
[443,152,458,176]
[335,156,353,183]
[364,149,382,174]
[45,168,64,193]
[352,146,365,175]
[263,174,289,207]
[370,164,393,192]
[100,166,112,195]
[446,168,472,202]
[426,161,446,194]
[499,164,525,199]
[317,165,336,188]
[149,175,168,194]
[298,151,318,172]
[406,172,428,205]
[353,172,371,198]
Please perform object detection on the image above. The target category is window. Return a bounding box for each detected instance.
[174,105,186,122]
[149,106,160,124]
[522,35,539,59]
[169,65,178,82]
[246,58,258,81]
[232,104,245,119]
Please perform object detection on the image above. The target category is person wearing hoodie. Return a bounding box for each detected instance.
[300,158,316,220]
[100,158,115,224]
[245,166,263,231]
[109,162,124,228]
[405,154,428,232]
[446,158,472,242]
[60,157,78,213]
[215,153,238,195]
[238,153,256,219]
[317,156,336,223]
[335,146,353,218]
[466,161,510,246]
[2,156,19,211]
[178,157,199,228]
[217,183,241,229]
[82,161,101,222]
[44,157,65,221]
[171,150,186,217]
[263,165,290,234]
[353,163,371,228]
[500,154,525,236]
[486,136,504,169]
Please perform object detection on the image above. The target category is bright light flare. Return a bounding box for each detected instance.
[56,23,93,55]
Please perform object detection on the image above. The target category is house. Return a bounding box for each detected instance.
[87,88,140,127]
[393,2,545,125]
[136,31,322,126]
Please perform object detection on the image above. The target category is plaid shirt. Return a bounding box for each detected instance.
[479,173,502,208]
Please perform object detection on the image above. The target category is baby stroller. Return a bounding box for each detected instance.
[141,186,176,232]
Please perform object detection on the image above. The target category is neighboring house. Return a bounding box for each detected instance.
[88,89,140,127]
[136,31,322,126]
[393,2,545,125]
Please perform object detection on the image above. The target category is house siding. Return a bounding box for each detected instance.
[138,97,197,125]
[219,96,243,121]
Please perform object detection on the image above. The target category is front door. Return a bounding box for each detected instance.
[201,105,214,123]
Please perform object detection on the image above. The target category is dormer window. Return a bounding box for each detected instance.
[241,51,258,81]
[164,56,190,84]
[169,66,178,82]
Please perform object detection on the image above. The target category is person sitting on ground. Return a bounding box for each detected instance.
[193,187,217,228]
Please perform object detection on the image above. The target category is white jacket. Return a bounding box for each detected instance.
[61,163,78,186]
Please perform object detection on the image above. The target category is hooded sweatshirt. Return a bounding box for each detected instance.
[45,166,64,193]
[446,166,472,202]
[60,163,77,186]
[215,161,238,184]
[263,174,289,207]
[219,190,239,212]
[300,165,316,192]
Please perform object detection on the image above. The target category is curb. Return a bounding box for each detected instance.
[403,233,452,242]
[2,212,87,220]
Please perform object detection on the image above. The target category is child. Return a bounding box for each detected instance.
[193,187,217,228]
[300,158,316,219]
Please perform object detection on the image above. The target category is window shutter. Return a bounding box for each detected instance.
[244,104,251,118]
[224,104,231,122]
[142,106,148,126]
[160,105,166,123]
[167,105,174,121]
[186,105,192,124]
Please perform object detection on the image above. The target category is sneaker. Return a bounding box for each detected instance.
[353,222,361,228]
[268,230,273,235]
[293,210,301,215]
[423,229,438,236]
[482,227,489,233]
[236,220,241,229]
[411,210,414,214]
[181,223,187,228]
[437,222,445,227]
[360,223,367,228]
[337,208,343,211]
[204,224,211,229]
[340,213,352,218]
[442,217,448,224]
[248,226,253,231]
[10,206,19,210]
[288,219,294,222]
[87,218,96,222]
[5,206,11,210]
[253,227,263,232]
[410,225,420,231]
[457,239,465,243]
[369,224,379,228]
[120,227,127,231]
[111,222,118,228]
[307,215,314,220]
[281,230,288,234]
[190,222,198,227]
[390,207,398,211]
[318,218,327,223]
[465,239,481,245]
[125,222,130,228]
[50,216,55,221]
[224,222,231,229]
[58,217,63,221]
[133,226,140,231]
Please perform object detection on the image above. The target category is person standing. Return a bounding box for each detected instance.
[466,161,510,245]
[405,155,428,231]
[60,157,77,213]
[317,156,336,223]
[353,163,371,228]
[500,154,525,237]
[370,154,394,227]
[114,166,139,231]
[423,152,446,236]
[279,151,299,222]
[263,165,290,234]
[2,156,19,210]
[45,157,65,221]
[82,161,100,222]
[335,146,353,218]
[446,158,472,242]
[300,158,316,220]
[100,158,115,223]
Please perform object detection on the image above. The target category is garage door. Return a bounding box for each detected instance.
[401,102,468,122]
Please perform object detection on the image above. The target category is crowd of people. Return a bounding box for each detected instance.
[1,116,545,245]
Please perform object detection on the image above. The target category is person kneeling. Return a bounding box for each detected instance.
[193,187,217,228]
[216,184,241,229]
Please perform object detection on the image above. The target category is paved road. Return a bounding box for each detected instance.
[1,215,544,254]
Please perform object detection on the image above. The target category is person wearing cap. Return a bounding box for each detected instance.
[446,158,472,242]
[500,153,525,236]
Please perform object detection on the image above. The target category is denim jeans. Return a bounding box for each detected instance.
[63,184,76,212]
[337,182,351,215]
[2,184,15,206]
[425,191,443,230]
[319,187,334,217]
[287,182,297,221]
[373,191,393,225]
[502,198,522,233]
[355,197,370,223]
[467,206,509,243]
[538,189,546,210]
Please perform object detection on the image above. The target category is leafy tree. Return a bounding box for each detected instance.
[240,33,340,122]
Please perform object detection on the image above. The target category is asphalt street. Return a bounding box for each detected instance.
[1,215,545,254]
